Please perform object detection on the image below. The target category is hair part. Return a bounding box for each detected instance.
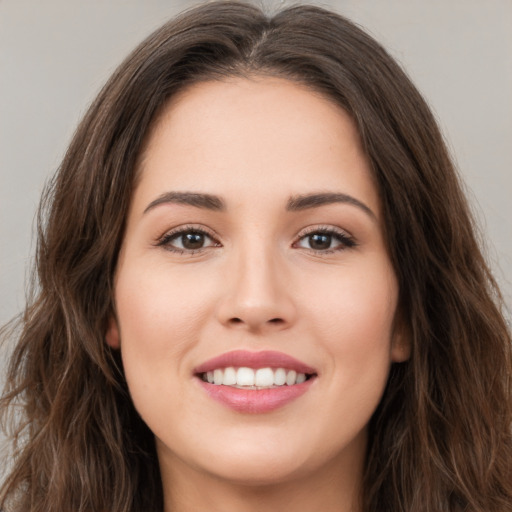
[1,2,511,511]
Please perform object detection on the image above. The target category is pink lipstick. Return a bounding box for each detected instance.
[194,350,317,414]
[194,350,316,374]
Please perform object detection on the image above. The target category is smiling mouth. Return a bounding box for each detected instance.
[198,366,316,389]
[194,351,318,413]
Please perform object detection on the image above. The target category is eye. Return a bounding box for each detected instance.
[294,228,356,253]
[157,227,220,253]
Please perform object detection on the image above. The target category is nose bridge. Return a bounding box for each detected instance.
[216,232,296,331]
[237,240,280,304]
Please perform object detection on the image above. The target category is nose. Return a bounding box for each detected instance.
[215,246,297,333]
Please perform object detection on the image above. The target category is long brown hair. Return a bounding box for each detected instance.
[1,2,511,511]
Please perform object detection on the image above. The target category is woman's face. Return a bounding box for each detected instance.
[107,77,408,489]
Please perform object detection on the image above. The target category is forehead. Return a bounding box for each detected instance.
[134,76,379,217]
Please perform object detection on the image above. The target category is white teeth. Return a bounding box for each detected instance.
[286,370,297,386]
[296,372,306,384]
[222,367,237,385]
[213,369,223,385]
[202,366,309,388]
[255,368,274,387]
[237,367,255,386]
[274,368,287,386]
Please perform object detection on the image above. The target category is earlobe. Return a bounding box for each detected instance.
[105,316,121,349]
[390,317,411,363]
[391,335,411,362]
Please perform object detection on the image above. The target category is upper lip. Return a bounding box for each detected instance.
[194,350,317,375]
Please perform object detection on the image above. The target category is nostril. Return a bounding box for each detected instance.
[228,317,284,326]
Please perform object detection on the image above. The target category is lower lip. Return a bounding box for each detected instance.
[197,378,315,413]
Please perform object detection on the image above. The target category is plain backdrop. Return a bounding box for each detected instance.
[1,1,511,336]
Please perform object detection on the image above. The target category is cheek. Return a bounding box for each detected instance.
[116,262,214,343]
[308,262,397,343]
[113,264,217,399]
[306,263,398,397]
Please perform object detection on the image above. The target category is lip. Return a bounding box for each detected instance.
[193,349,317,374]
[197,379,315,413]
[194,350,317,414]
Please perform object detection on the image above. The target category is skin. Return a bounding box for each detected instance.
[106,76,409,512]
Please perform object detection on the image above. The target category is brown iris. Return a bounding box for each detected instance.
[308,233,332,250]
[181,232,206,250]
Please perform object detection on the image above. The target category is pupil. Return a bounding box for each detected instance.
[310,233,331,250]
[183,232,204,249]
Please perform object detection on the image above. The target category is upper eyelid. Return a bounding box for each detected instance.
[293,225,357,251]
[159,224,350,236]
[159,224,219,240]
[154,225,221,253]
[155,224,355,248]
[295,224,353,239]
[155,226,221,257]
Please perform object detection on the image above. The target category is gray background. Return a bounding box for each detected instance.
[0,0,511,479]
[1,1,511,329]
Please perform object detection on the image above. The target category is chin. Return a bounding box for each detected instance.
[201,453,310,487]
[159,432,314,487]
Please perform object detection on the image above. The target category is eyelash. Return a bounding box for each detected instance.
[155,225,220,255]
[293,226,357,254]
[155,225,357,255]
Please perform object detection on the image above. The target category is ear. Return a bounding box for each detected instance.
[390,315,411,363]
[105,316,121,349]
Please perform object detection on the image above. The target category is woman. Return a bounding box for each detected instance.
[1,2,511,511]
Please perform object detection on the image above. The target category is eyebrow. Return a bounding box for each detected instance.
[286,192,376,220]
[143,191,226,214]
[143,190,375,220]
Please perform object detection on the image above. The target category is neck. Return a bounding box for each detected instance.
[159,441,365,512]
